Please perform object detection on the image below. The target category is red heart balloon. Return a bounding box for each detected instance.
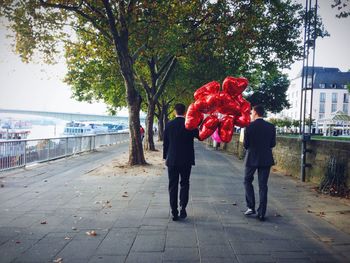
[217,93,241,116]
[185,103,204,130]
[219,115,235,143]
[235,113,251,128]
[240,99,251,114]
[194,81,220,100]
[199,115,219,141]
[222,77,248,98]
[194,93,221,114]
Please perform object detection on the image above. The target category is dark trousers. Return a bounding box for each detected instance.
[244,166,271,217]
[168,165,192,215]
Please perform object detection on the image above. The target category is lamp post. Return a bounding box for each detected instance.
[300,0,318,182]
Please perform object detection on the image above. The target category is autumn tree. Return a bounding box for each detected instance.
[332,0,350,18]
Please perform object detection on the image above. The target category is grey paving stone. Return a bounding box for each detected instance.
[96,228,138,256]
[13,239,68,263]
[201,258,238,263]
[230,241,271,255]
[260,240,302,252]
[55,238,103,260]
[163,247,199,261]
[131,234,166,252]
[88,255,126,263]
[0,238,38,263]
[235,254,276,263]
[271,251,310,259]
[166,230,198,248]
[199,245,235,258]
[275,259,313,263]
[1,142,350,263]
[125,252,163,263]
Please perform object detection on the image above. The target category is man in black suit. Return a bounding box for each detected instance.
[163,103,199,221]
[243,105,276,221]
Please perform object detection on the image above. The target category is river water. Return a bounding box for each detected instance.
[0,113,131,140]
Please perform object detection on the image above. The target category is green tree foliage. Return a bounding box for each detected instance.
[246,71,291,114]
[0,0,327,161]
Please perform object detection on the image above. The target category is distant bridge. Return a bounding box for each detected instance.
[0,108,128,122]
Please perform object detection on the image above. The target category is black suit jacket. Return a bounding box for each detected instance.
[163,117,199,166]
[244,118,276,167]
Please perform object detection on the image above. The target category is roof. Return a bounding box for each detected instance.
[297,67,340,78]
[296,67,350,89]
[319,111,350,123]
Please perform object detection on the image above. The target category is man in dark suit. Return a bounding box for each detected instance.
[163,103,199,221]
[243,105,276,221]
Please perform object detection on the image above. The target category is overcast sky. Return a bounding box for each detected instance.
[0,1,349,116]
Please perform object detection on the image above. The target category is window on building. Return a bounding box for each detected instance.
[332,93,337,103]
[331,84,337,88]
[319,103,325,113]
[319,113,324,119]
[319,83,325,88]
[320,92,326,102]
[331,103,337,112]
[344,93,349,103]
[344,103,349,114]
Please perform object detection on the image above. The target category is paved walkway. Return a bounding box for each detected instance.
[0,142,350,263]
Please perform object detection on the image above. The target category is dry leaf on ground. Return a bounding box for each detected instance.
[86,230,97,236]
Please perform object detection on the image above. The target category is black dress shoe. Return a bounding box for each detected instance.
[172,215,179,221]
[257,215,265,221]
[180,208,187,219]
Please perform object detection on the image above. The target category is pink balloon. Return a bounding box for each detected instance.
[211,128,222,143]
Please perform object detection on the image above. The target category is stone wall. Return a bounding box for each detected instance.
[205,134,350,186]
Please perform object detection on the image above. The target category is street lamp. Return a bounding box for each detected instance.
[300,0,318,182]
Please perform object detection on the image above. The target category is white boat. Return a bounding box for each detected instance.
[63,121,107,136]
[0,120,31,141]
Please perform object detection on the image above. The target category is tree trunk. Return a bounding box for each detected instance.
[164,103,170,127]
[157,112,164,141]
[127,96,146,165]
[118,46,146,165]
[144,101,156,151]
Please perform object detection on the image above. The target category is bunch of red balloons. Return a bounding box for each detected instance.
[185,76,251,143]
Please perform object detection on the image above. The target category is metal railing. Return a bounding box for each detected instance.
[0,132,129,172]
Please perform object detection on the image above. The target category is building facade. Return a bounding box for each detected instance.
[280,67,350,130]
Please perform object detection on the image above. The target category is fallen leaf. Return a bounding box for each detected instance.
[232,202,237,206]
[53,258,63,262]
[44,180,47,182]
[86,230,97,236]
[71,227,77,230]
[319,237,333,243]
[24,185,28,188]
[15,241,21,244]
[122,194,129,197]
[339,211,345,214]
[40,221,47,225]
[274,213,282,217]
[307,210,313,213]
[64,237,71,240]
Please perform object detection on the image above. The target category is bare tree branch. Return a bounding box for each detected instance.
[39,0,112,41]
[154,56,177,101]
[156,55,174,78]
[132,44,146,62]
